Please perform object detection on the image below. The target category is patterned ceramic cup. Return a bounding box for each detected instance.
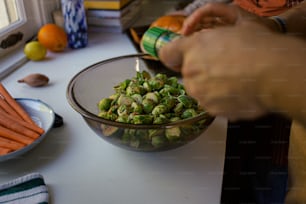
[61,0,88,48]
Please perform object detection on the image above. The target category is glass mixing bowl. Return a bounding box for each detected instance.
[66,54,214,152]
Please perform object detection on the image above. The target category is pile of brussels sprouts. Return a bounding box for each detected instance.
[97,71,212,151]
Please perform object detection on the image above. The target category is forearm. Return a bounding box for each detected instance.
[267,2,306,38]
[231,1,306,38]
[279,3,306,38]
[183,0,232,16]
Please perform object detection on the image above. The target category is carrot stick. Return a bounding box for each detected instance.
[0,109,40,139]
[0,136,25,150]
[0,112,40,139]
[0,125,34,145]
[0,97,22,119]
[0,83,35,124]
[0,108,44,135]
[0,147,11,156]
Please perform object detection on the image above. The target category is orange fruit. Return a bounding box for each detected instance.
[38,24,68,52]
[150,15,186,33]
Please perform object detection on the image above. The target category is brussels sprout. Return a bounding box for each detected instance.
[177,84,186,95]
[99,110,117,120]
[166,76,178,87]
[144,92,159,104]
[98,98,113,111]
[125,129,136,136]
[106,113,118,121]
[135,70,150,80]
[143,81,152,92]
[101,124,119,136]
[114,79,131,92]
[131,102,143,114]
[117,104,130,116]
[151,135,167,148]
[136,71,143,81]
[118,95,134,106]
[164,112,177,119]
[142,98,155,114]
[165,127,181,141]
[174,102,184,114]
[133,115,153,124]
[177,95,196,108]
[109,93,120,100]
[141,70,151,80]
[149,78,164,91]
[152,104,168,116]
[116,115,129,123]
[170,117,181,122]
[165,117,181,141]
[155,73,167,82]
[135,129,149,140]
[153,114,169,124]
[160,96,176,110]
[108,104,119,114]
[109,93,120,106]
[131,94,143,104]
[159,85,180,97]
[126,83,145,96]
[181,108,198,119]
[98,110,108,118]
[148,129,164,139]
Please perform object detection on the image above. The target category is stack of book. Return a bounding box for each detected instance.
[85,0,142,33]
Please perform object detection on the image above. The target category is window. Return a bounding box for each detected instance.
[0,0,40,57]
[0,0,59,78]
[0,0,18,30]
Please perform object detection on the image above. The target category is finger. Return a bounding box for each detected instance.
[159,37,186,72]
[190,16,219,31]
[181,3,238,35]
[201,96,267,120]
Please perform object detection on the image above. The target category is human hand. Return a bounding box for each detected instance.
[181,2,241,35]
[159,21,278,121]
[166,10,187,17]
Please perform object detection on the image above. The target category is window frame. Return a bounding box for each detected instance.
[0,0,59,79]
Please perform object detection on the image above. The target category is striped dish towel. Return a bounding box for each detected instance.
[0,173,48,204]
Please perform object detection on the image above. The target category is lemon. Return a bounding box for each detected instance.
[24,41,47,61]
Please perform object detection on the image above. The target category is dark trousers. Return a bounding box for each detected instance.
[221,113,291,204]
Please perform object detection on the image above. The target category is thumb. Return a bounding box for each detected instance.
[159,37,185,72]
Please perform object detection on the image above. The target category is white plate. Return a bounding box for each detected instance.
[0,98,55,162]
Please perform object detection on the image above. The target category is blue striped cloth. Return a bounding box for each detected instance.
[0,173,48,204]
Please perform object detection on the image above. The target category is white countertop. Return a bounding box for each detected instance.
[0,30,227,204]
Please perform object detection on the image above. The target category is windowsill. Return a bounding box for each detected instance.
[0,48,28,80]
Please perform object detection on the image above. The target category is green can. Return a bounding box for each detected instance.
[141,27,181,58]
